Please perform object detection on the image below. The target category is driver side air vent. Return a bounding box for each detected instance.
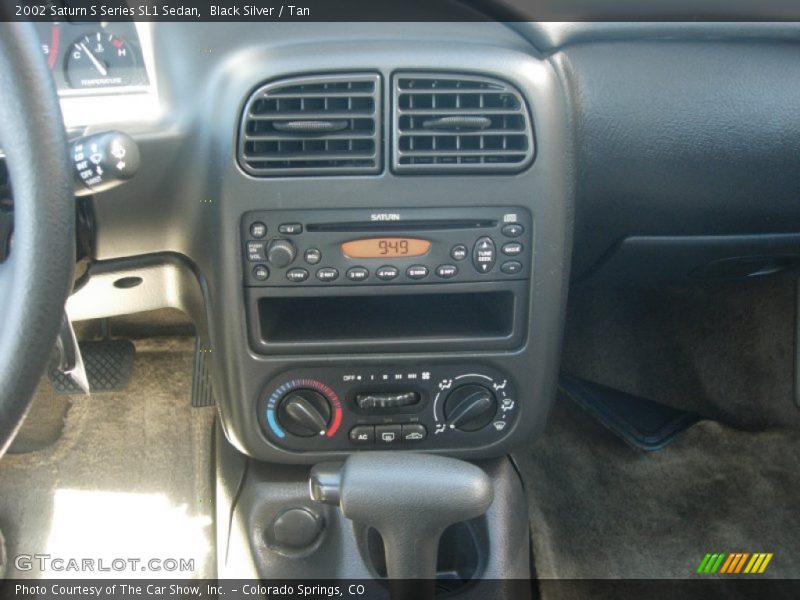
[393,73,534,173]
[239,73,382,177]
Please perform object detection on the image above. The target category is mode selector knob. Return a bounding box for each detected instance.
[277,389,332,437]
[443,384,498,432]
[267,238,297,268]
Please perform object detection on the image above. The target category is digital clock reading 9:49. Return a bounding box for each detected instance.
[341,238,432,258]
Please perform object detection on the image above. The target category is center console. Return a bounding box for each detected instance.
[200,31,571,592]
[240,207,530,455]
[72,22,573,593]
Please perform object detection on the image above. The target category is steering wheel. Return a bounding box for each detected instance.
[0,22,75,457]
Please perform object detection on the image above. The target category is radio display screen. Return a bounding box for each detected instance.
[341,238,431,258]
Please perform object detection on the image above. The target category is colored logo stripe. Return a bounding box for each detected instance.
[697,553,726,574]
[720,553,749,574]
[697,552,773,575]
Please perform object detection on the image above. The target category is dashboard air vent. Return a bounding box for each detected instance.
[239,73,381,176]
[393,73,534,173]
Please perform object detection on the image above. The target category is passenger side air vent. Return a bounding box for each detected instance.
[239,73,382,177]
[393,73,534,173]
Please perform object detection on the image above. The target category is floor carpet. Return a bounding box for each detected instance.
[516,397,800,582]
[517,277,800,598]
[0,335,216,579]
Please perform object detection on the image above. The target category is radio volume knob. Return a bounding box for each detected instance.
[267,238,297,268]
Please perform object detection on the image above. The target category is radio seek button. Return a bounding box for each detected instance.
[286,268,309,282]
[376,424,401,445]
[501,260,523,275]
[246,241,266,262]
[346,267,369,282]
[472,237,496,273]
[502,242,523,256]
[376,266,399,281]
[402,424,427,442]
[349,426,374,444]
[406,265,429,280]
[435,264,458,279]
[316,268,339,282]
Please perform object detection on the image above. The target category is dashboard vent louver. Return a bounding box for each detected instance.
[239,73,381,177]
[393,73,534,173]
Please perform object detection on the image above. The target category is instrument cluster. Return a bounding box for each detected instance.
[34,21,149,93]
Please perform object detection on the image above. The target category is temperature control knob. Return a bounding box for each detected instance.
[277,389,331,437]
[267,238,297,268]
[443,384,497,432]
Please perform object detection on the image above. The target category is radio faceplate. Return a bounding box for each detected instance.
[241,207,532,287]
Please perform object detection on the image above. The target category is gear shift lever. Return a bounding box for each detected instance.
[310,452,493,600]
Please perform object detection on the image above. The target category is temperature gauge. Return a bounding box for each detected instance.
[65,32,139,89]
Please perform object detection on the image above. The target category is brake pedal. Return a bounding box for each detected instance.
[48,339,135,394]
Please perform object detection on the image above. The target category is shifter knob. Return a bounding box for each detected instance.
[310,452,493,593]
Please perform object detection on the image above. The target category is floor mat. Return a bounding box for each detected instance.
[559,375,702,451]
[561,278,800,430]
[513,397,800,585]
[0,336,216,579]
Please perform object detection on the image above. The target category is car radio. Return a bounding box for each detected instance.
[241,207,532,287]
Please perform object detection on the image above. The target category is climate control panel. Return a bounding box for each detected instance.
[258,365,518,452]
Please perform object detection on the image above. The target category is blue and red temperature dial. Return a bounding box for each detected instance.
[266,378,342,439]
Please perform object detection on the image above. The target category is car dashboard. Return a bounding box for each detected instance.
[44,19,800,466]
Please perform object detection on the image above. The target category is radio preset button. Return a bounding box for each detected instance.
[376,266,399,281]
[304,248,322,265]
[249,222,267,239]
[346,267,369,282]
[278,223,303,235]
[316,268,339,282]
[472,237,496,273]
[502,242,523,256]
[402,424,427,443]
[451,244,468,261]
[436,264,458,279]
[376,424,401,445]
[501,223,524,238]
[252,265,269,281]
[406,265,429,280]
[501,260,523,275]
[246,241,266,262]
[286,268,309,282]
[349,426,374,444]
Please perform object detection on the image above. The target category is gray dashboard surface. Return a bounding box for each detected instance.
[514,22,800,52]
[77,21,572,463]
[554,38,800,278]
[86,21,800,281]
[63,20,800,460]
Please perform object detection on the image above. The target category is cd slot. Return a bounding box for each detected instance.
[306,219,497,233]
